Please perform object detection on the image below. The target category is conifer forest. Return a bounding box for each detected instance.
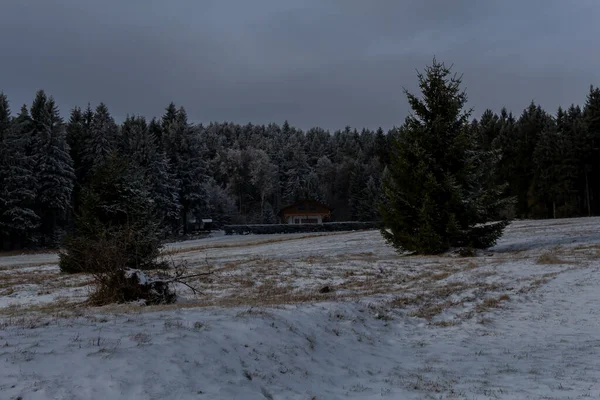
[2,69,600,250]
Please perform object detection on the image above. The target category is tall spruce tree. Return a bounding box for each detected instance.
[0,101,39,248]
[161,105,208,234]
[120,115,180,234]
[29,92,75,245]
[583,86,600,215]
[84,103,118,173]
[513,103,552,217]
[380,59,512,254]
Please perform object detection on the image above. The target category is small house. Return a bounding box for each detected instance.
[187,215,213,232]
[279,200,332,224]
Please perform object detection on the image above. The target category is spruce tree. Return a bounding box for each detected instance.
[161,105,208,234]
[565,105,591,215]
[349,162,368,220]
[59,154,162,273]
[533,119,573,218]
[66,106,86,182]
[0,101,39,248]
[583,86,600,215]
[281,133,311,204]
[29,92,75,245]
[84,103,118,173]
[513,103,552,217]
[380,59,512,254]
[120,116,180,234]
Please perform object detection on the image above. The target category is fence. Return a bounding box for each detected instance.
[223,221,381,235]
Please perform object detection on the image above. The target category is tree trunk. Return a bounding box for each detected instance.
[260,192,265,223]
[585,171,591,217]
[181,205,188,235]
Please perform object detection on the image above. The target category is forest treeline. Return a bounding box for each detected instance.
[1,85,600,250]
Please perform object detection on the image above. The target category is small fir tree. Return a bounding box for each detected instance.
[59,154,162,273]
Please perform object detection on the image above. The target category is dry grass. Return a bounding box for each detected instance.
[2,224,593,323]
[476,294,510,313]
[431,320,457,327]
[0,248,58,257]
[389,294,425,308]
[411,300,460,320]
[0,261,58,272]
[536,252,565,265]
[517,271,561,294]
[463,262,479,271]
[163,231,355,256]
[430,271,452,281]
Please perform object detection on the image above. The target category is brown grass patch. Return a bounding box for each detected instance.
[431,320,457,327]
[476,294,510,313]
[411,300,460,320]
[163,231,355,256]
[517,272,559,294]
[0,249,58,257]
[0,297,86,317]
[464,261,479,270]
[389,294,425,308]
[430,271,452,281]
[0,261,58,272]
[536,252,565,265]
[432,281,476,298]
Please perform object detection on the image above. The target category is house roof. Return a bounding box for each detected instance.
[279,200,333,214]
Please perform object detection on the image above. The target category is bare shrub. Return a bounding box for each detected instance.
[78,233,209,306]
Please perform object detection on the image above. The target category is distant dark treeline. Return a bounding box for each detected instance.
[1,86,600,250]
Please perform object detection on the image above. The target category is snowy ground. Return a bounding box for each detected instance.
[1,218,600,399]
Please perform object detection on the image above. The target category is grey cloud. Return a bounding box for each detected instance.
[1,0,599,130]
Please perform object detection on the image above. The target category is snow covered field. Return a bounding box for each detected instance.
[1,218,600,399]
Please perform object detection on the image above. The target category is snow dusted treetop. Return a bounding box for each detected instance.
[84,103,119,173]
[30,92,75,215]
[0,98,39,247]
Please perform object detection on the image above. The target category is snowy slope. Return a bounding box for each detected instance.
[2,266,600,399]
[1,217,600,399]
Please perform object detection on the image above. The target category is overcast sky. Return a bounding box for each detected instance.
[1,0,599,131]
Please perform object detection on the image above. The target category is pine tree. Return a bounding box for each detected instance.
[59,154,162,273]
[66,106,86,181]
[533,118,573,218]
[315,156,336,205]
[375,127,389,166]
[84,103,118,173]
[203,179,237,227]
[29,92,75,245]
[248,148,276,222]
[120,116,180,234]
[0,100,39,248]
[583,86,600,215]
[564,105,590,216]
[512,103,552,217]
[349,161,382,222]
[349,162,368,220]
[161,105,208,234]
[0,93,9,134]
[477,109,502,151]
[380,59,512,254]
[281,133,311,205]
